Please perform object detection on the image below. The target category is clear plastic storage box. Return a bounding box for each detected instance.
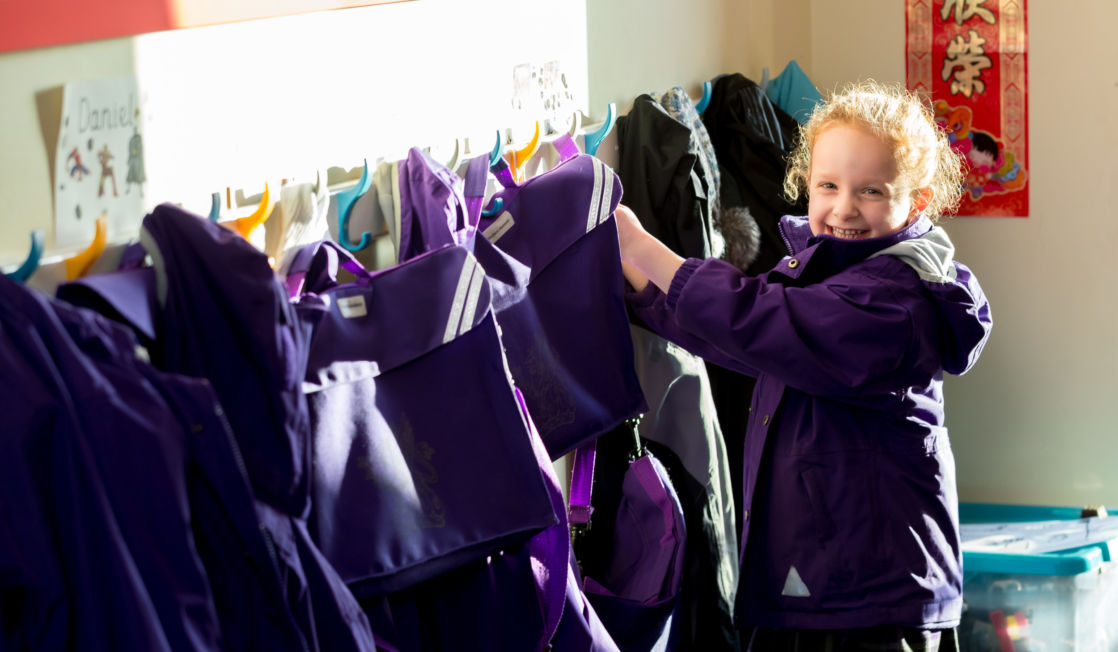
[959,503,1118,652]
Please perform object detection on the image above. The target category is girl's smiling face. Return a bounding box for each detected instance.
[807,123,921,240]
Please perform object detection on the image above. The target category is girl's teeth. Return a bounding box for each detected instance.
[833,227,866,239]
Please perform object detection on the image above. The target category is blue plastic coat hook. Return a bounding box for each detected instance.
[489,129,504,169]
[337,159,373,252]
[695,80,713,114]
[5,229,45,283]
[480,197,504,218]
[583,103,616,157]
[207,192,221,222]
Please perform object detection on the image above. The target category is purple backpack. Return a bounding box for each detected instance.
[569,422,688,651]
[359,385,618,652]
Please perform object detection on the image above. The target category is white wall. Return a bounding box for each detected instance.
[585,0,812,116]
[586,0,730,115]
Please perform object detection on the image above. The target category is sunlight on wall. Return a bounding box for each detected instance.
[0,0,589,263]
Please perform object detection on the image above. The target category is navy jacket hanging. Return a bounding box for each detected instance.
[1,276,185,652]
[54,205,378,651]
[697,73,809,537]
[616,94,721,263]
[140,204,377,651]
[699,72,804,277]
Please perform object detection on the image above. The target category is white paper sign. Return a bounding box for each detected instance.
[54,75,148,247]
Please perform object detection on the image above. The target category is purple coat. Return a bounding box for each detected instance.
[627,215,992,629]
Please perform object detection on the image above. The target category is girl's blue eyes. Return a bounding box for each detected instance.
[817,183,884,196]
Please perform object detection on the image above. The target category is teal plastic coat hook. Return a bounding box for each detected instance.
[337,159,373,252]
[695,80,713,114]
[208,192,221,222]
[480,197,504,218]
[489,129,504,169]
[5,229,45,283]
[583,103,616,157]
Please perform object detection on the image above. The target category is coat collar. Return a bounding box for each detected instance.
[778,214,935,272]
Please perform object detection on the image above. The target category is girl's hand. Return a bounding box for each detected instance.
[613,204,684,294]
[614,204,648,263]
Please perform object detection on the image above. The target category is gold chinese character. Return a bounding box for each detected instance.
[941,30,992,98]
[940,0,996,25]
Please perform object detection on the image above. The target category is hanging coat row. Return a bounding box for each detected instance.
[1,127,691,651]
[1,216,376,652]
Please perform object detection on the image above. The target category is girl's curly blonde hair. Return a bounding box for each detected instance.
[783,80,965,221]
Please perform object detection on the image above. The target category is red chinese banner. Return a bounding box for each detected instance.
[906,0,1028,217]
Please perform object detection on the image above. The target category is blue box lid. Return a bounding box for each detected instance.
[960,503,1118,576]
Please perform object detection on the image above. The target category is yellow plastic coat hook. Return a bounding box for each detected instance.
[232,183,274,240]
[64,214,108,280]
[506,121,541,182]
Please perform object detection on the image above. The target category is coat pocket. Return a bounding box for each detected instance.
[795,457,893,600]
[797,466,837,545]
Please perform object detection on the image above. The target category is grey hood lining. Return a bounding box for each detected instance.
[868,225,957,284]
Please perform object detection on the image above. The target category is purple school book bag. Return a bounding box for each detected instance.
[291,240,558,596]
[386,144,647,460]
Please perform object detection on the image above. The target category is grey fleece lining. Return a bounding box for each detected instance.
[868,226,958,284]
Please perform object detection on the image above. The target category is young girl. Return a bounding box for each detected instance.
[616,80,992,651]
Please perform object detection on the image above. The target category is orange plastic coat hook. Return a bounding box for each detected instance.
[232,183,273,240]
[505,121,541,182]
[64,213,108,280]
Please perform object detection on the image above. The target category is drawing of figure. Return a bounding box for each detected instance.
[125,128,146,195]
[97,144,118,198]
[933,100,1027,201]
[67,147,90,181]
